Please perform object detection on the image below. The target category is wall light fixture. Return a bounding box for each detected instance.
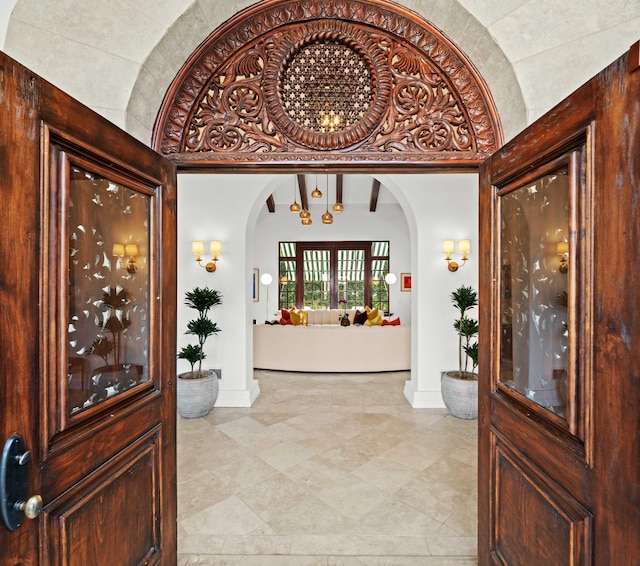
[557,241,569,273]
[443,239,471,272]
[113,243,139,274]
[192,240,222,272]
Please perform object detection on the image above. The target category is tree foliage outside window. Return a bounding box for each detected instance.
[278,241,390,313]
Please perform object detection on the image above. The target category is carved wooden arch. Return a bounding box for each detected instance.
[152,0,503,168]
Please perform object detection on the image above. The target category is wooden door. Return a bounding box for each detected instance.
[478,42,640,564]
[0,52,177,564]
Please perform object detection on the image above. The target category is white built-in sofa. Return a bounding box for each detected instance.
[253,309,410,372]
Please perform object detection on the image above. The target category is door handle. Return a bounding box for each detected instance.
[1,434,43,531]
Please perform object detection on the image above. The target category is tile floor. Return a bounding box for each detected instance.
[177,370,478,565]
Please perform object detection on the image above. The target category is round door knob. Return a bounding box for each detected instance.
[15,495,43,519]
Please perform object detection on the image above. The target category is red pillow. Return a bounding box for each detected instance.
[279,318,293,325]
[281,308,291,321]
[381,318,401,326]
[354,310,368,325]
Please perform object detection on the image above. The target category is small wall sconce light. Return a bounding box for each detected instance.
[557,241,569,273]
[442,239,471,272]
[192,240,222,273]
[113,243,138,274]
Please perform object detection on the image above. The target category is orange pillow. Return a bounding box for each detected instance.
[381,317,401,326]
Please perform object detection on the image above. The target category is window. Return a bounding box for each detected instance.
[278,241,391,313]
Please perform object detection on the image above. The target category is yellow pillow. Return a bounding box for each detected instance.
[366,307,379,321]
[364,314,383,326]
[290,310,301,325]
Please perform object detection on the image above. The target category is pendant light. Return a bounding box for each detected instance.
[289,176,301,213]
[322,174,333,224]
[311,173,322,199]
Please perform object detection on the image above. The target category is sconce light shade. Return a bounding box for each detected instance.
[125,244,139,257]
[442,240,455,255]
[260,273,273,285]
[192,241,205,256]
[557,241,569,255]
[384,272,397,285]
[210,240,222,259]
[458,239,471,255]
[112,243,125,257]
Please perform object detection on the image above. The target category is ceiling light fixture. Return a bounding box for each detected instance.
[289,176,301,212]
[322,174,333,224]
[311,174,322,199]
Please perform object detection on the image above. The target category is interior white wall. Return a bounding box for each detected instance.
[376,174,479,407]
[178,172,478,408]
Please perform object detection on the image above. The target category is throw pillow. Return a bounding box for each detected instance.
[366,307,379,321]
[279,318,293,325]
[354,310,368,325]
[290,310,302,325]
[364,313,383,326]
[381,317,401,326]
[281,308,291,321]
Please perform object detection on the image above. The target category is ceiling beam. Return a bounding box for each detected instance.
[266,194,275,213]
[370,178,380,212]
[297,174,309,210]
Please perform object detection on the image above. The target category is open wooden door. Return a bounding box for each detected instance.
[478,43,640,564]
[0,52,177,564]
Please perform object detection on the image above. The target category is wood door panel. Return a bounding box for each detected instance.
[480,44,640,563]
[45,431,161,565]
[0,51,177,564]
[490,396,590,503]
[41,394,162,499]
[492,438,592,566]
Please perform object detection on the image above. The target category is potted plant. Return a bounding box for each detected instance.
[441,285,479,419]
[177,286,222,418]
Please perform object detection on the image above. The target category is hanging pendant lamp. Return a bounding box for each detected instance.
[311,173,322,199]
[289,177,301,213]
[322,174,333,224]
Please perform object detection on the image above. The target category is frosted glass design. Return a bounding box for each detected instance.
[67,167,150,416]
[499,169,569,419]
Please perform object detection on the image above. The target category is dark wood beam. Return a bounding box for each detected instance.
[370,178,381,212]
[297,174,309,210]
[336,174,343,205]
[266,194,275,213]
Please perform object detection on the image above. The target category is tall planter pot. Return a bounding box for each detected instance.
[177,370,219,418]
[441,371,478,420]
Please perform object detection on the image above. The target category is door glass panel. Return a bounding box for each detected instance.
[499,167,569,420]
[67,166,151,416]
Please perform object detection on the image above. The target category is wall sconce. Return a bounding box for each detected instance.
[113,243,138,274]
[192,240,222,273]
[443,239,471,272]
[557,241,569,273]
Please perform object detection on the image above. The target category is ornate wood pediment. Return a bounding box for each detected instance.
[152,0,502,169]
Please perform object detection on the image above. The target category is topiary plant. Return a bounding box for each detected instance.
[177,286,222,378]
[451,285,478,378]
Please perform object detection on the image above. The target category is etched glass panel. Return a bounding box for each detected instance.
[499,168,569,419]
[67,167,151,416]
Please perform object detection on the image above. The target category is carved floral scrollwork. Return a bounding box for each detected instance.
[153,0,501,166]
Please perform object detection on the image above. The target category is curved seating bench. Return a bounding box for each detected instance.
[253,310,410,372]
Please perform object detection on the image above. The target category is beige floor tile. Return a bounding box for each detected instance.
[180,495,266,536]
[178,370,478,561]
